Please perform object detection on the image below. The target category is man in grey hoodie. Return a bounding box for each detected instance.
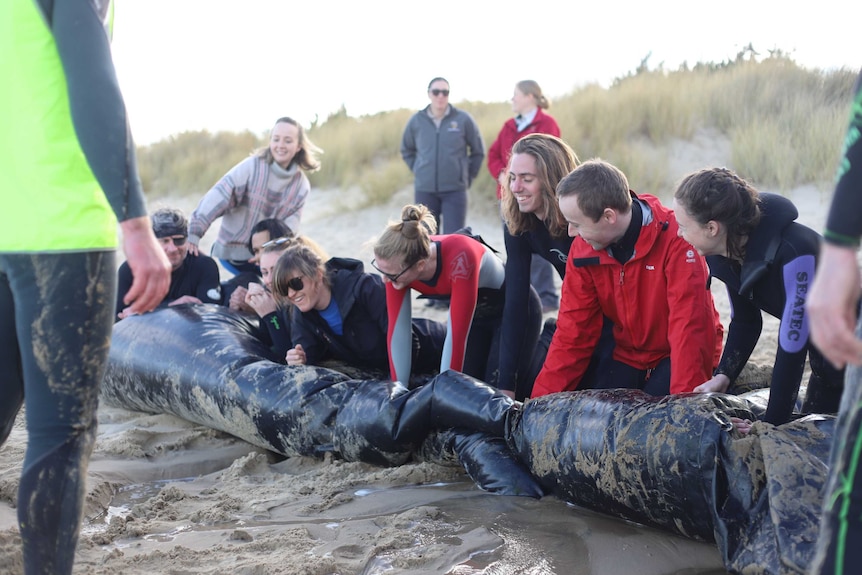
[401,77,485,234]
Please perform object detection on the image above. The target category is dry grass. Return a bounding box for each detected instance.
[136,53,857,204]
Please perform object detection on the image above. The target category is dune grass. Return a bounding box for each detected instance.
[137,51,857,208]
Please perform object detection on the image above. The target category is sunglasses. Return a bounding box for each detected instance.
[430,89,449,97]
[261,236,294,249]
[285,276,304,291]
[159,236,187,247]
[371,259,414,282]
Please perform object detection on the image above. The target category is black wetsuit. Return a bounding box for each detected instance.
[811,69,862,575]
[499,222,569,398]
[258,306,294,360]
[707,192,844,425]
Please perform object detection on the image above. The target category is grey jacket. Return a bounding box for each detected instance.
[401,105,485,193]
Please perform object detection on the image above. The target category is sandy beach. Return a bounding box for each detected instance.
[0,134,838,574]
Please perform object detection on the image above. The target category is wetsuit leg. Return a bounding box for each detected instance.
[1,251,116,575]
[803,345,846,415]
[513,286,542,401]
[463,314,497,383]
[811,325,862,574]
[0,266,24,446]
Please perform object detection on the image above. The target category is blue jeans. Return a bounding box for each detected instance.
[0,251,115,575]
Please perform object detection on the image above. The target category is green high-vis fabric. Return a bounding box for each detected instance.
[0,0,117,253]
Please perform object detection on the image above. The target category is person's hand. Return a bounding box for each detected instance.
[244,282,278,317]
[730,417,753,435]
[229,286,254,312]
[286,344,306,366]
[120,216,170,315]
[693,373,731,394]
[187,241,200,256]
[168,295,202,306]
[117,306,138,320]
[808,243,862,368]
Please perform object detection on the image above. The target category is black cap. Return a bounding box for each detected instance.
[151,208,188,238]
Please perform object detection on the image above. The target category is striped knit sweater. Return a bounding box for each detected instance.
[189,155,310,261]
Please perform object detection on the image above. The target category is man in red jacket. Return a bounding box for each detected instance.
[532,159,723,397]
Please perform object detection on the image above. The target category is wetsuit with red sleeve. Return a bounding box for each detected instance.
[386,234,505,384]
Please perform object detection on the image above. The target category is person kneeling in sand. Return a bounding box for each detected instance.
[242,234,329,360]
[116,207,221,320]
[673,167,846,428]
[225,218,294,313]
[532,159,724,398]
[271,242,445,384]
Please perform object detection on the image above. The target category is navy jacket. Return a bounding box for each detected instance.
[291,257,391,370]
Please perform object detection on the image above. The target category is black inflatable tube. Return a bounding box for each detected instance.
[102,305,542,496]
[103,305,836,574]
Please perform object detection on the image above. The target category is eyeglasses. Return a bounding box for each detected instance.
[286,276,304,291]
[261,236,294,249]
[430,89,449,97]
[159,236,187,247]
[371,259,414,282]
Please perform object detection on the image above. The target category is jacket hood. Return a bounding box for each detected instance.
[326,257,365,274]
[325,257,366,312]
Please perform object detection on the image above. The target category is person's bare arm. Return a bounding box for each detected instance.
[119,216,171,315]
[808,243,862,368]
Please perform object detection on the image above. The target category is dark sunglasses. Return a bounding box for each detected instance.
[430,89,449,97]
[285,276,304,291]
[371,259,414,282]
[160,236,187,247]
[261,236,294,249]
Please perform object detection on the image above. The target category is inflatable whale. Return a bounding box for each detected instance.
[103,305,833,574]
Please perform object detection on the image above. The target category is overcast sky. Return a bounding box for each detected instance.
[110,0,861,145]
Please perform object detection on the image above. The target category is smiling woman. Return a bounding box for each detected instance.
[270,240,445,379]
[184,117,323,277]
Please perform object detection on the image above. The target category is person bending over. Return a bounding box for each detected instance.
[532,159,723,398]
[673,167,845,427]
[372,204,540,389]
[271,242,445,382]
[116,207,221,319]
[499,133,579,399]
[225,218,293,312]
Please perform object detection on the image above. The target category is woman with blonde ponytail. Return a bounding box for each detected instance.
[372,204,541,396]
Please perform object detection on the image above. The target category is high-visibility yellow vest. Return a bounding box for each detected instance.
[0,0,118,252]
